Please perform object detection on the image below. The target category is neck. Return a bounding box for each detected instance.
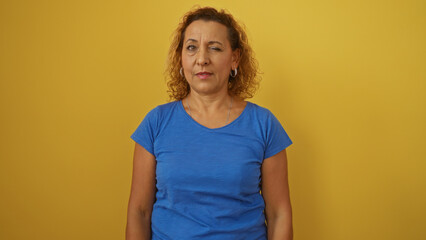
[185,91,233,114]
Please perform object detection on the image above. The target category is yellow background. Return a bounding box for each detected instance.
[1,0,425,239]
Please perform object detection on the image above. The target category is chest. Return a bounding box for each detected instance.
[153,125,266,195]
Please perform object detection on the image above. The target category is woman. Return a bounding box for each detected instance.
[126,6,293,240]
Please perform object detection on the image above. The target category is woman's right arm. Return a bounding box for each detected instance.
[126,142,157,240]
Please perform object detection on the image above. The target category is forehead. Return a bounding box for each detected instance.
[184,20,229,43]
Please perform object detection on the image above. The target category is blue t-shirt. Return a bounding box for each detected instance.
[131,100,293,240]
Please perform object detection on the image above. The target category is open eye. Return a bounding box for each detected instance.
[186,45,197,51]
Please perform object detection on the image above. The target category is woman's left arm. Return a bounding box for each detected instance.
[261,148,293,240]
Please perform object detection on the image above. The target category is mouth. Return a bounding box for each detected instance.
[196,72,212,79]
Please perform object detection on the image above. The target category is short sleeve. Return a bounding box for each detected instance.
[264,110,293,159]
[130,107,158,156]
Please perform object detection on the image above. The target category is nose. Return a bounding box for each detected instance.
[196,48,210,66]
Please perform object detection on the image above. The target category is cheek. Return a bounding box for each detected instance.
[181,55,192,69]
[217,57,232,73]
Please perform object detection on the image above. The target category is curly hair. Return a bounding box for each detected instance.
[165,6,261,101]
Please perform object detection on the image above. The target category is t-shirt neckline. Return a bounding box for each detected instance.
[178,99,251,131]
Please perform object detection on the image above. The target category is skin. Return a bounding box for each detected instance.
[126,143,156,240]
[262,149,294,240]
[125,19,293,240]
[181,20,243,127]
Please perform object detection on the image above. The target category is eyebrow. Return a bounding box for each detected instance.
[185,39,223,46]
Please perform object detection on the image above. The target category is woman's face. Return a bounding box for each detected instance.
[181,20,239,97]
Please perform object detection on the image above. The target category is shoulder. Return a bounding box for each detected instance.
[134,101,179,138]
[247,101,274,119]
[156,100,179,111]
[145,100,180,119]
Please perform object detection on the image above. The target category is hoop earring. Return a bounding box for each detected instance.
[180,67,184,77]
[230,68,237,78]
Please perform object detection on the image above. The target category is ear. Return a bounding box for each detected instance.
[231,48,241,69]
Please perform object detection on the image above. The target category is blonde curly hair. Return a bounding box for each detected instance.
[165,6,261,101]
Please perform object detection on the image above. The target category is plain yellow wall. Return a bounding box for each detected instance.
[1,0,425,239]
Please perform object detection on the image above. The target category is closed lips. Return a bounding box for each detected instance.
[196,72,212,75]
